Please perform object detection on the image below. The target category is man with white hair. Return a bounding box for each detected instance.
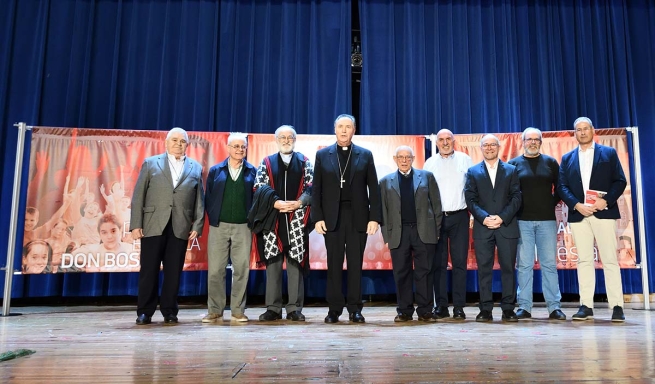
[465,134,522,322]
[558,117,627,322]
[202,132,257,323]
[509,127,566,321]
[252,125,313,322]
[131,127,205,325]
[380,146,442,322]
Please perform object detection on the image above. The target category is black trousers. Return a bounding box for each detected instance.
[391,224,435,317]
[137,217,189,317]
[475,232,517,312]
[433,210,470,307]
[323,205,367,315]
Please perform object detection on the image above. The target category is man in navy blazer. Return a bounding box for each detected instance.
[380,146,442,322]
[202,133,257,323]
[465,134,522,322]
[311,114,382,324]
[558,117,627,322]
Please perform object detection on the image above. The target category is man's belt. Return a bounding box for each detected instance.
[443,209,467,216]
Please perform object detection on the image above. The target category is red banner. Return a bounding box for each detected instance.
[20,128,634,274]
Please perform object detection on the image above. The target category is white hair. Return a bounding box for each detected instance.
[573,117,594,129]
[227,132,248,146]
[275,125,296,138]
[394,145,415,156]
[521,127,542,141]
[166,127,189,142]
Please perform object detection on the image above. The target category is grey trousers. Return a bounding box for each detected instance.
[207,223,251,316]
[265,255,304,314]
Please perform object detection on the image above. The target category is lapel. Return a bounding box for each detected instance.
[590,144,602,181]
[390,173,400,197]
[570,148,582,183]
[349,144,360,185]
[158,154,173,183]
[176,158,193,189]
[328,144,340,181]
[412,168,421,195]
[480,162,494,191]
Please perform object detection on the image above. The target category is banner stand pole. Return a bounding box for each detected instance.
[2,122,31,317]
[626,127,652,311]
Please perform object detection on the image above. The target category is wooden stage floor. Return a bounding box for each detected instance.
[1,304,653,383]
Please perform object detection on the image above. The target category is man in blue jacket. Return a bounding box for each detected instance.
[558,117,627,322]
[202,133,257,323]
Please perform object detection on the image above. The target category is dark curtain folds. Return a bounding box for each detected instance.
[0,0,351,298]
[359,0,655,294]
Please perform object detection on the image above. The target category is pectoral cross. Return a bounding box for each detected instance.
[340,177,345,188]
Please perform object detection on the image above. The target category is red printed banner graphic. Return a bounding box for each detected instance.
[20,128,634,274]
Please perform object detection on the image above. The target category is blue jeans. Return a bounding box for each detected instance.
[517,220,562,313]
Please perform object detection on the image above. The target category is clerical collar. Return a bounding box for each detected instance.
[280,152,293,163]
[338,144,352,151]
[167,152,185,162]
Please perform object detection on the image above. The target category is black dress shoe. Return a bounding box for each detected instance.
[549,309,567,320]
[324,311,340,323]
[475,310,493,322]
[417,312,436,322]
[452,307,466,320]
[501,310,518,322]
[611,306,625,322]
[432,306,450,319]
[136,314,152,325]
[286,311,306,322]
[516,308,532,319]
[394,313,412,322]
[259,310,282,321]
[163,314,178,324]
[349,311,365,323]
[572,305,594,321]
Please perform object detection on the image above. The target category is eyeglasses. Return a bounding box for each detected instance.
[277,135,296,142]
[481,143,499,149]
[395,156,414,161]
[228,144,247,150]
[524,138,542,143]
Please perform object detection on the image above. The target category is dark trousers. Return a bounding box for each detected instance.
[391,224,435,317]
[433,210,470,307]
[324,206,367,315]
[475,232,517,311]
[137,217,188,317]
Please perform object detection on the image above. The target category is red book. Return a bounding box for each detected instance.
[584,189,607,206]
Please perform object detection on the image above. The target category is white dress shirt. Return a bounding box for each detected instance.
[484,159,500,188]
[423,151,472,211]
[166,153,185,188]
[578,142,595,192]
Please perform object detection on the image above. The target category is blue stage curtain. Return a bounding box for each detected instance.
[358,0,655,294]
[0,0,351,298]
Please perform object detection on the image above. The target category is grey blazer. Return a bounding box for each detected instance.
[380,168,442,250]
[130,153,205,240]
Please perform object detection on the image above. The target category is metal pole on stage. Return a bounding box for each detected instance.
[2,122,31,317]
[626,127,651,310]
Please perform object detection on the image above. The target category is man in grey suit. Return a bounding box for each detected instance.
[130,127,205,325]
[380,146,442,322]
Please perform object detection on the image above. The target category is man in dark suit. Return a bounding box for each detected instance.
[311,114,382,324]
[465,134,521,322]
[131,127,205,325]
[558,117,627,322]
[380,146,442,322]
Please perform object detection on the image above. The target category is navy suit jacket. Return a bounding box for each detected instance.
[464,160,521,240]
[557,143,627,223]
[205,158,257,226]
[311,143,382,232]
